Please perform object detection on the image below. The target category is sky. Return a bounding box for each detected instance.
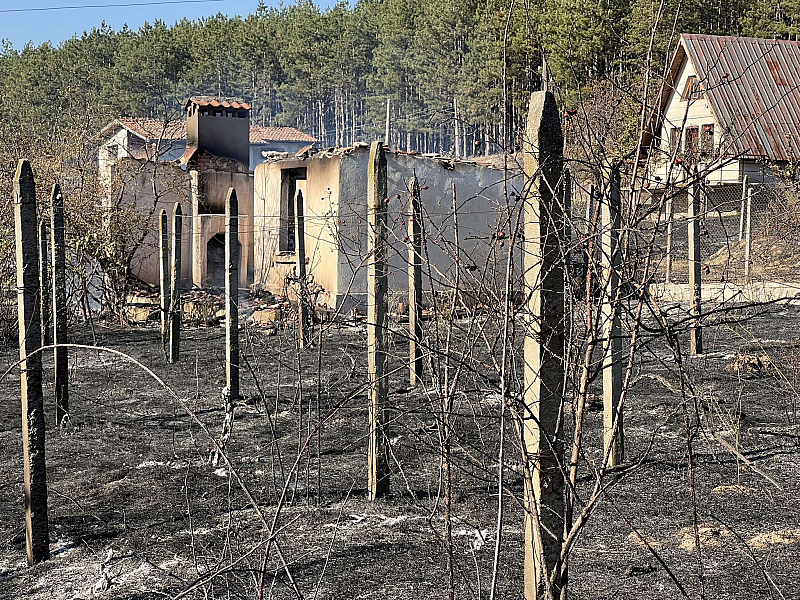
[0,0,315,49]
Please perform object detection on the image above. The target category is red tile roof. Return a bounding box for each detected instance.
[101,118,317,144]
[110,117,187,140]
[185,96,251,110]
[249,125,318,143]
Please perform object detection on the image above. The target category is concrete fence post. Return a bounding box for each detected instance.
[367,140,390,500]
[522,91,566,599]
[601,167,624,467]
[39,221,51,347]
[226,188,240,403]
[169,203,182,363]
[295,189,309,348]
[407,176,424,387]
[50,185,68,426]
[688,169,703,355]
[159,209,170,359]
[14,160,50,566]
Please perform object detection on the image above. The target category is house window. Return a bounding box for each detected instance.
[107,144,118,161]
[683,75,702,100]
[279,167,307,253]
[685,127,699,162]
[701,124,714,157]
[669,128,681,154]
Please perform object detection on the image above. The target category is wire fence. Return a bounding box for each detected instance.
[635,180,800,286]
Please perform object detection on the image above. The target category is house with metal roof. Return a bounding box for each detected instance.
[646,34,800,187]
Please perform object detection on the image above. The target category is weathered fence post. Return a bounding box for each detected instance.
[367,140,390,500]
[664,193,674,284]
[169,203,182,363]
[744,187,753,284]
[601,167,624,467]
[51,185,68,426]
[295,189,309,348]
[159,209,170,358]
[522,91,566,599]
[738,176,749,242]
[407,175,423,387]
[39,221,51,347]
[563,166,572,266]
[688,169,703,355]
[14,160,50,565]
[226,188,239,402]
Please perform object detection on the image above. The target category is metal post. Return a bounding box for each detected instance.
[744,187,753,284]
[665,194,674,284]
[738,176,748,242]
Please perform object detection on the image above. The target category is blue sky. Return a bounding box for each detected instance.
[0,0,316,49]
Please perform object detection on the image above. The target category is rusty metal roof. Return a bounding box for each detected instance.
[674,34,800,161]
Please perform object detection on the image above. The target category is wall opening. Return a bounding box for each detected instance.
[206,234,242,289]
[279,167,307,253]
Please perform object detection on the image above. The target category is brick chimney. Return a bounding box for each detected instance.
[185,97,250,166]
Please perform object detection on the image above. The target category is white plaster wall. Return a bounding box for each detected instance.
[112,159,193,287]
[335,149,524,311]
[191,170,255,288]
[253,158,342,305]
[653,55,737,185]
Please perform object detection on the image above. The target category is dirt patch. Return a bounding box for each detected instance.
[677,525,732,552]
[748,529,800,549]
[711,484,756,495]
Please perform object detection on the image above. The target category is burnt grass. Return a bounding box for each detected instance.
[1,303,799,599]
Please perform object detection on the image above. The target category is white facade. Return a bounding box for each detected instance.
[649,42,778,188]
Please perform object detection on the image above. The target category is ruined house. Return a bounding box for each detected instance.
[99,109,318,173]
[102,98,291,289]
[646,34,800,187]
[253,145,523,311]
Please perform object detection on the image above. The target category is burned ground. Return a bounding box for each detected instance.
[0,303,799,599]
